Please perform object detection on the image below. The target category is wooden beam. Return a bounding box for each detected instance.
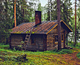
[46,24,58,34]
[14,0,16,27]
[61,20,72,32]
[46,20,72,34]
[63,31,65,48]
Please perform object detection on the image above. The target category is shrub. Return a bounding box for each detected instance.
[77,52,80,59]
[43,49,73,54]
[68,42,74,47]
[13,47,16,51]
[53,49,58,52]
[0,44,9,49]
[58,49,73,54]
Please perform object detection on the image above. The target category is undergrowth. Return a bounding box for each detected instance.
[68,42,80,49]
[0,44,9,49]
[0,43,78,65]
[77,52,80,59]
[57,49,72,54]
[0,43,73,54]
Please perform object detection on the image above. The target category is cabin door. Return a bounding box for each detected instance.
[54,33,64,48]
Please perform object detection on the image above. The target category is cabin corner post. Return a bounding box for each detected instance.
[65,32,69,47]
[63,31,65,48]
[43,35,47,51]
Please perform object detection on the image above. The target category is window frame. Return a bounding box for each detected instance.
[31,35,36,45]
[55,35,58,42]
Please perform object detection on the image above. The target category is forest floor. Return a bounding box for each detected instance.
[0,44,80,65]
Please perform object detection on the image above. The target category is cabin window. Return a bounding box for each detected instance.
[62,35,63,40]
[23,35,26,41]
[31,38,34,44]
[31,35,35,45]
[55,36,58,42]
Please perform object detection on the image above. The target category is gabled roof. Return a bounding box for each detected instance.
[11,20,72,34]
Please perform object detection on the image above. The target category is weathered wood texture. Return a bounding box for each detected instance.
[10,34,45,51]
[47,26,68,50]
[47,33,55,50]
[10,25,69,51]
[11,34,24,47]
[26,34,44,51]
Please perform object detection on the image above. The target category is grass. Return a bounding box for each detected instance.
[57,49,73,54]
[0,43,9,49]
[0,49,62,65]
[68,42,80,59]
[77,52,80,59]
[68,42,80,49]
[0,43,80,65]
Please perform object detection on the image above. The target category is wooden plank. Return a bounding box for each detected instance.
[46,24,58,34]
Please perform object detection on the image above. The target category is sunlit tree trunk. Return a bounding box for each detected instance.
[14,0,16,27]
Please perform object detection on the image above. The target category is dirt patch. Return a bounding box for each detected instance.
[61,52,80,65]
[48,48,80,65]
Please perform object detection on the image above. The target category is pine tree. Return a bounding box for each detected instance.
[47,0,73,24]
[38,3,42,11]
[0,0,36,43]
[61,0,73,24]
[0,0,14,43]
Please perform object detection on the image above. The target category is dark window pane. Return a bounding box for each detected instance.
[62,35,63,40]
[55,36,58,42]
[31,38,34,44]
[31,35,35,44]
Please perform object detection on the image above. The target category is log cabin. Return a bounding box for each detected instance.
[10,11,72,51]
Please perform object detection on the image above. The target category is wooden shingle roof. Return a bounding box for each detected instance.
[11,20,72,34]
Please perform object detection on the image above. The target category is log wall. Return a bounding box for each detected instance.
[10,25,68,51]
[47,26,68,50]
[11,34,24,47]
[26,34,44,51]
[10,34,44,51]
[47,33,55,50]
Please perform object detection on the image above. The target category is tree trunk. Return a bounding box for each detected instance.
[57,0,61,50]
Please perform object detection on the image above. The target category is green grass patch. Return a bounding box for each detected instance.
[0,43,75,65]
[68,42,80,49]
[57,49,73,54]
[77,52,80,59]
[0,44,9,49]
[44,49,73,54]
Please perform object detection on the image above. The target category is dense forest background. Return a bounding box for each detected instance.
[0,0,80,44]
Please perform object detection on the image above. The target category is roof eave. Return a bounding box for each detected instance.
[60,20,73,32]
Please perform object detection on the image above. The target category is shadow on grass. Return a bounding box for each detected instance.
[0,43,73,55]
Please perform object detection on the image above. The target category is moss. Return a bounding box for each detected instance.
[0,58,2,61]
[16,31,21,34]
[32,32,35,34]
[28,31,30,33]
[26,31,30,33]
[35,28,37,29]
[26,31,28,33]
